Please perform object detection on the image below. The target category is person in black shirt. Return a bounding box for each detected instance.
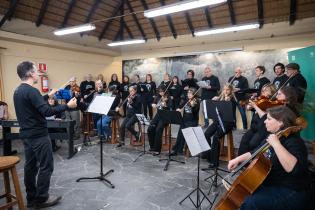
[169,76,182,110]
[96,73,107,90]
[13,61,77,208]
[131,74,147,116]
[80,74,95,103]
[171,88,200,156]
[201,67,220,127]
[143,74,156,120]
[147,86,172,155]
[229,67,249,129]
[202,84,235,168]
[253,66,270,96]
[120,75,130,117]
[182,69,199,97]
[228,106,311,210]
[158,73,171,89]
[117,85,142,147]
[108,73,121,94]
[285,63,307,104]
[272,63,288,89]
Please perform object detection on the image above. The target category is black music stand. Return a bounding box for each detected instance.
[133,114,150,162]
[157,110,185,171]
[76,96,115,188]
[202,100,234,192]
[179,127,217,209]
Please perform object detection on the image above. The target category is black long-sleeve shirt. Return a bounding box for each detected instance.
[262,133,310,191]
[254,77,270,95]
[108,81,121,92]
[144,81,156,101]
[153,95,173,110]
[120,82,130,99]
[126,94,142,117]
[287,73,307,104]
[179,98,200,123]
[273,74,288,89]
[13,83,68,139]
[228,76,249,101]
[201,75,220,100]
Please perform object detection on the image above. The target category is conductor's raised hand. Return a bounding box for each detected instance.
[67,97,77,109]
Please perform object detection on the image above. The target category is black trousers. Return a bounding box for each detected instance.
[203,121,234,167]
[23,135,54,203]
[119,115,138,143]
[143,98,153,119]
[172,121,198,154]
[147,115,167,152]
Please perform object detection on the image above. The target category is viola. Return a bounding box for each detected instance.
[252,96,286,111]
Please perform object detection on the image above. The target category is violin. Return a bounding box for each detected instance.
[251,96,285,111]
[70,84,80,93]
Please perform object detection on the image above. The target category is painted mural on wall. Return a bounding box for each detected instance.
[122,49,289,88]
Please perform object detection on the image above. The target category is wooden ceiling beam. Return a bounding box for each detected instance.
[36,0,50,27]
[140,0,161,41]
[60,0,77,28]
[289,0,297,25]
[126,0,147,40]
[160,0,177,39]
[257,0,264,28]
[227,0,236,25]
[0,0,20,28]
[99,0,124,40]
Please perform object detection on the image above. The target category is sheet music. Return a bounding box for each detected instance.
[202,100,208,119]
[182,127,210,156]
[216,107,226,133]
[87,96,115,115]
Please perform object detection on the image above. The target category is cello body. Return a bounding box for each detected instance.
[214,154,271,210]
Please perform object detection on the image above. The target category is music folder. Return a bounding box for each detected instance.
[182,126,210,157]
[87,95,115,115]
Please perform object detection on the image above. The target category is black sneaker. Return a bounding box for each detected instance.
[116,142,125,148]
[33,195,62,209]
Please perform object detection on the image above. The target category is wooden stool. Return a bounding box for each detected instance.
[0,156,25,210]
[219,131,235,161]
[161,124,171,151]
[110,116,120,144]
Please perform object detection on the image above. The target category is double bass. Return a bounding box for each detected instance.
[214,122,306,210]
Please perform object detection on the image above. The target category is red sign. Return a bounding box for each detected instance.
[38,63,47,73]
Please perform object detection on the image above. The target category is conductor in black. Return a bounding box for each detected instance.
[13,61,77,209]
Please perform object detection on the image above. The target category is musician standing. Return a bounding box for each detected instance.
[228,67,249,129]
[201,67,220,127]
[143,74,156,120]
[117,85,142,147]
[285,63,307,104]
[108,73,121,93]
[272,63,288,89]
[147,86,172,155]
[120,75,130,117]
[228,106,311,210]
[80,74,95,103]
[13,61,77,208]
[182,70,199,97]
[169,76,182,110]
[253,66,270,96]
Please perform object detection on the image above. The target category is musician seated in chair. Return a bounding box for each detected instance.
[202,84,235,168]
[117,85,142,147]
[171,88,200,156]
[96,85,120,140]
[147,85,172,156]
[228,106,311,210]
[238,84,276,156]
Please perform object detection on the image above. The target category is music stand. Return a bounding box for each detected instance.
[203,100,234,191]
[76,96,115,188]
[179,126,217,209]
[157,110,185,171]
[133,114,150,162]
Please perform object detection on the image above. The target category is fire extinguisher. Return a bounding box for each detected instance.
[41,75,49,92]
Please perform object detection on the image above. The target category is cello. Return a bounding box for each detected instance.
[214,120,306,210]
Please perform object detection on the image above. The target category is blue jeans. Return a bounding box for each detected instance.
[241,185,310,210]
[236,102,247,129]
[96,115,112,137]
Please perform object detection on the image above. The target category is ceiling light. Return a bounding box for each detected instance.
[54,23,96,36]
[144,0,227,18]
[195,23,260,36]
[107,39,146,47]
[175,48,243,56]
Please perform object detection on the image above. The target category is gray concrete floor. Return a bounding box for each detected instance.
[0,129,245,210]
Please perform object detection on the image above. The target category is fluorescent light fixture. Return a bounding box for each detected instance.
[195,23,260,36]
[144,0,227,18]
[54,23,96,36]
[175,48,243,56]
[107,39,146,47]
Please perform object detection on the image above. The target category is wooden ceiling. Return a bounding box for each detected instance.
[0,0,315,42]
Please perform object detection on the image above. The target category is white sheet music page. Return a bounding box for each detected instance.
[193,127,211,153]
[182,127,210,156]
[87,96,115,115]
